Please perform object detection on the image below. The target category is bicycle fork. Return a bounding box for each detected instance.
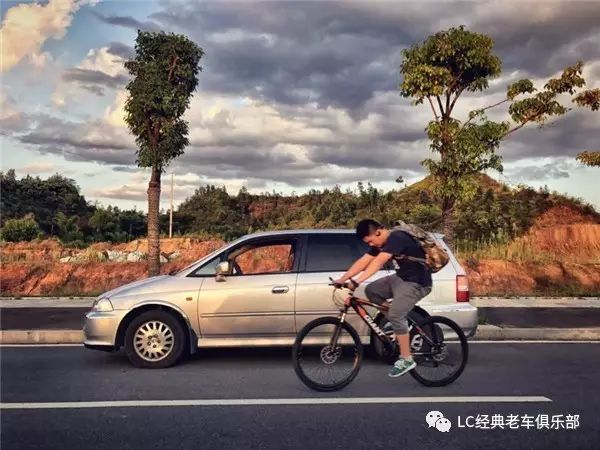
[328,307,349,348]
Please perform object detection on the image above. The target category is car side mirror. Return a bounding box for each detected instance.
[215,261,230,282]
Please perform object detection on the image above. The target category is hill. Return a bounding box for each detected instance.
[2,171,599,296]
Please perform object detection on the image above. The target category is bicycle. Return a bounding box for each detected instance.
[292,278,469,391]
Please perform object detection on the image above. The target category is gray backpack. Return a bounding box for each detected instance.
[391,220,450,273]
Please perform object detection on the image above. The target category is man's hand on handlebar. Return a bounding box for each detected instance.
[329,277,360,291]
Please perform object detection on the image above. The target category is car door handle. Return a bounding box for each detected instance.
[272,286,289,294]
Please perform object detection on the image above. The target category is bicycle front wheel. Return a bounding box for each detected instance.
[292,317,363,392]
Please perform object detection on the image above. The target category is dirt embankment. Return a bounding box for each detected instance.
[465,205,600,295]
[465,260,600,296]
[1,238,224,297]
[2,204,600,297]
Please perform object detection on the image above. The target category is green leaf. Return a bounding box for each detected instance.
[124,31,204,171]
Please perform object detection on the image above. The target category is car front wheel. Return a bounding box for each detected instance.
[124,310,186,368]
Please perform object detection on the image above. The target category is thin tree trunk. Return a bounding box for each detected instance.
[438,122,456,251]
[441,197,456,251]
[147,166,161,277]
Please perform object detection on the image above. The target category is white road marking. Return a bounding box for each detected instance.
[0,344,83,347]
[0,396,552,409]
[469,340,600,344]
[1,341,598,348]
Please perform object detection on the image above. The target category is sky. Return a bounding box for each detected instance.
[1,0,599,212]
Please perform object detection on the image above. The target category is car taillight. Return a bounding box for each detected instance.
[456,275,470,302]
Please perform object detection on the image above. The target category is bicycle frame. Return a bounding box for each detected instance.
[330,290,438,356]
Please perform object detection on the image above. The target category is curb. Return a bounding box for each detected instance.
[473,325,600,341]
[1,327,600,344]
[0,330,84,344]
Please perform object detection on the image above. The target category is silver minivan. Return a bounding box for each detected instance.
[84,229,477,368]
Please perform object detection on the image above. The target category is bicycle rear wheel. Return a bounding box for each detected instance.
[292,317,363,392]
[409,316,469,387]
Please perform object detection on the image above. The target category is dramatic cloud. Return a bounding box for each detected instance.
[1,0,87,72]
[92,11,162,32]
[149,1,600,114]
[504,159,573,183]
[16,113,136,165]
[55,47,129,101]
[62,68,128,94]
[0,91,27,133]
[106,42,134,60]
[3,1,599,208]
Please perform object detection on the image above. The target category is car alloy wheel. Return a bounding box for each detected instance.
[133,320,174,362]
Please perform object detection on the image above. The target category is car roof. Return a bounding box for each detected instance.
[243,229,444,239]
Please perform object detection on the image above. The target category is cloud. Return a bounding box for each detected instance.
[19,162,56,174]
[1,0,87,72]
[91,171,199,202]
[92,12,162,32]
[148,1,600,116]
[504,159,573,183]
[0,91,27,133]
[62,68,128,94]
[106,42,134,60]
[55,47,129,101]
[15,113,136,165]
[466,2,600,76]
[4,1,599,204]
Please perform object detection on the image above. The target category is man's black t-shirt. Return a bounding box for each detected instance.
[367,230,432,287]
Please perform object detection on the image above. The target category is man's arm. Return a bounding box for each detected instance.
[354,252,392,285]
[338,253,375,282]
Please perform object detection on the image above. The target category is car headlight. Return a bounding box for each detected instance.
[91,297,114,312]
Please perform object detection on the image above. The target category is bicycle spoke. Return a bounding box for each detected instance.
[294,319,362,391]
[409,317,468,385]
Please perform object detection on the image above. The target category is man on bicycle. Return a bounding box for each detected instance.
[334,219,432,377]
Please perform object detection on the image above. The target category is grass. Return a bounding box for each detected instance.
[456,238,555,264]
[476,288,600,298]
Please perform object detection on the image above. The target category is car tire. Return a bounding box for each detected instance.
[124,310,187,369]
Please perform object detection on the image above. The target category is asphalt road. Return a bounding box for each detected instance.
[1,343,599,449]
[0,307,600,330]
[2,307,600,329]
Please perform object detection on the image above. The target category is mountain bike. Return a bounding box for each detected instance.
[292,278,469,391]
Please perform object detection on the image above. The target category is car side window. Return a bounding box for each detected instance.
[229,241,296,276]
[305,234,369,272]
[188,255,222,277]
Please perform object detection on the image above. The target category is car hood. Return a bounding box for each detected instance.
[101,275,171,299]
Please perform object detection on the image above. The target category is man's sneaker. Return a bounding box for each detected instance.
[389,357,416,378]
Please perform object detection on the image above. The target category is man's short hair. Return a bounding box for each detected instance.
[356,219,383,240]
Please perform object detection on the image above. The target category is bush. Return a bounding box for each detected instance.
[1,216,41,242]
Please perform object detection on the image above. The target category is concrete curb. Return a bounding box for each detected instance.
[0,330,84,344]
[1,326,600,344]
[473,325,600,341]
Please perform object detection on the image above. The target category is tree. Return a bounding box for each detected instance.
[89,207,121,242]
[400,26,599,248]
[124,31,203,276]
[1,215,40,242]
[55,212,83,244]
[576,151,600,167]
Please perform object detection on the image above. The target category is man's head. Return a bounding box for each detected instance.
[356,219,389,248]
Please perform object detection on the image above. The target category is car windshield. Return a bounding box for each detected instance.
[173,236,245,275]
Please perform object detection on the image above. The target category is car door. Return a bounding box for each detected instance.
[295,232,391,334]
[196,236,299,337]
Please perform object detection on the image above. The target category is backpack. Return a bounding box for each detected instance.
[391,220,450,273]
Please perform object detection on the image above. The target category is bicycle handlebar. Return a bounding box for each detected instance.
[328,277,343,288]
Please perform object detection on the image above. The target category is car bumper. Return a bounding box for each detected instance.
[423,303,479,338]
[83,310,127,348]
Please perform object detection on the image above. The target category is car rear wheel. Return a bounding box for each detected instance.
[124,310,186,368]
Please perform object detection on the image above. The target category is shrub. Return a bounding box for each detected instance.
[1,216,41,242]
